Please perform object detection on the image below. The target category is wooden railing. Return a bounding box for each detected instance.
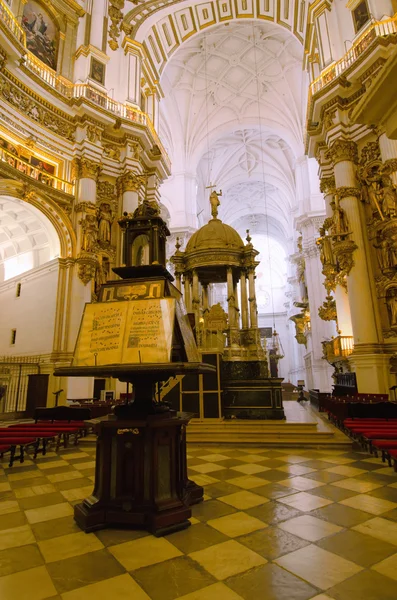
[0,147,74,194]
[332,336,354,358]
[310,15,397,96]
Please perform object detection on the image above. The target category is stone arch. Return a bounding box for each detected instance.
[125,1,307,79]
[0,179,76,261]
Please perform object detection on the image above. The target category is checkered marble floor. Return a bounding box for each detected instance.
[1,444,397,600]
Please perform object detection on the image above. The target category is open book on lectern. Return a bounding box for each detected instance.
[73,298,176,366]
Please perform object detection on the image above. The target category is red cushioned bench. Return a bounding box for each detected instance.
[369,440,397,461]
[0,430,59,457]
[0,438,38,467]
[388,449,397,472]
[5,426,80,449]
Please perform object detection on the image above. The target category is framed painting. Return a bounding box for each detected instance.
[21,1,59,70]
[352,1,370,33]
[90,58,106,85]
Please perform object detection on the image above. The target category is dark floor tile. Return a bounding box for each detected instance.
[18,492,66,511]
[191,499,238,522]
[46,549,125,594]
[4,465,40,475]
[318,528,397,567]
[328,569,397,600]
[355,472,396,485]
[382,508,397,521]
[167,522,229,553]
[311,503,372,528]
[31,515,81,541]
[213,459,246,468]
[308,485,358,502]
[225,563,317,600]
[254,470,288,483]
[298,460,333,470]
[304,470,346,483]
[0,510,27,530]
[133,556,215,600]
[0,543,43,577]
[10,477,49,490]
[95,528,149,547]
[187,458,209,467]
[203,469,238,482]
[258,459,286,469]
[42,465,76,475]
[237,525,309,560]
[204,482,242,498]
[252,483,301,499]
[246,502,302,524]
[54,477,92,491]
[353,461,391,471]
[367,486,397,503]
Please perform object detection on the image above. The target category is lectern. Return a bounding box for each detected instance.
[55,201,214,535]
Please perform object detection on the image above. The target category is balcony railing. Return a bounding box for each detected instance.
[323,336,354,363]
[0,0,25,46]
[310,15,397,96]
[0,147,74,195]
[0,0,170,170]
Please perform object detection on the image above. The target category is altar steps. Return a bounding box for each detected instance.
[186,419,351,447]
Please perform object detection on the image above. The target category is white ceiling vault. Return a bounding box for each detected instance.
[0,197,60,281]
[158,19,307,245]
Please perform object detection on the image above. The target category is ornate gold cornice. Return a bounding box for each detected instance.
[336,186,362,199]
[0,70,75,141]
[328,140,358,165]
[320,176,336,195]
[72,157,102,181]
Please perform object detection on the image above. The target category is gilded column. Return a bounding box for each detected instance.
[226,267,235,328]
[248,267,258,329]
[240,271,249,329]
[184,276,192,312]
[329,140,385,392]
[202,284,209,315]
[234,280,240,329]
[192,270,200,324]
[72,157,101,286]
[320,175,353,337]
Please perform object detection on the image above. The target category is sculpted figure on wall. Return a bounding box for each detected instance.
[387,289,397,326]
[98,203,114,245]
[330,195,349,237]
[80,214,98,252]
[359,161,397,221]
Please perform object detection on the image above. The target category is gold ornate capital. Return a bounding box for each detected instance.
[384,159,397,173]
[336,187,361,199]
[320,177,336,195]
[328,140,358,165]
[72,157,101,181]
[117,171,146,194]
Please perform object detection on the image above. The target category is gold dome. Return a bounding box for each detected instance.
[185,218,244,253]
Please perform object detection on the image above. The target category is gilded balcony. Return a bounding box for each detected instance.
[323,336,354,364]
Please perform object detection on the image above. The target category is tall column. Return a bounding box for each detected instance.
[192,270,200,324]
[329,140,386,393]
[248,268,258,328]
[226,267,235,328]
[320,176,353,336]
[202,284,209,315]
[240,271,249,329]
[234,280,240,329]
[184,276,192,312]
[175,273,182,292]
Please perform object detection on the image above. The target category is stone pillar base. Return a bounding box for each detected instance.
[349,347,394,394]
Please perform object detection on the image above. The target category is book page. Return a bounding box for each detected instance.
[73,302,127,366]
[122,298,175,364]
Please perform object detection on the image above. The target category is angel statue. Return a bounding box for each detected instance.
[210,189,222,219]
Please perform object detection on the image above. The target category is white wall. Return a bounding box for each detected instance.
[0,260,59,356]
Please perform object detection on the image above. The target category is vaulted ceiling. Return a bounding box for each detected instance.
[159,20,306,241]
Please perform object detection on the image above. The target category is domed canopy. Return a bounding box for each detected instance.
[186,217,244,253]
